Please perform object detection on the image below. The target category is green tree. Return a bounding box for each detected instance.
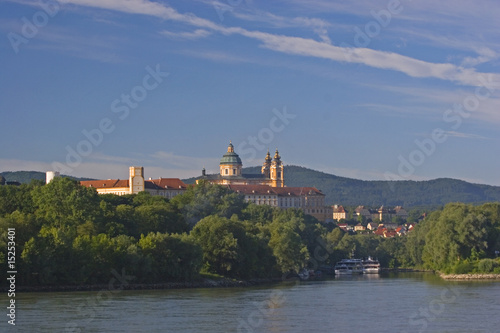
[0,181,41,216]
[190,215,256,278]
[21,226,77,285]
[134,203,187,236]
[267,212,309,274]
[138,232,202,282]
[172,182,246,226]
[31,177,100,229]
[421,203,494,271]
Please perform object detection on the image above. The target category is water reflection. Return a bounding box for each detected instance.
[10,273,500,333]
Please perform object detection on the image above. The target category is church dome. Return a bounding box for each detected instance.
[220,142,242,165]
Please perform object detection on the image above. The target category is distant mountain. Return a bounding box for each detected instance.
[0,171,93,184]
[184,165,500,207]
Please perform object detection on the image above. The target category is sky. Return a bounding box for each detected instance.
[1,0,499,185]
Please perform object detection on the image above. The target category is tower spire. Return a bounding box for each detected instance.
[227,141,234,153]
[274,148,281,161]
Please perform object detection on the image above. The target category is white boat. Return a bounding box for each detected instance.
[298,268,310,280]
[362,257,381,274]
[334,259,363,275]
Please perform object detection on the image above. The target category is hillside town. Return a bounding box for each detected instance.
[0,142,422,239]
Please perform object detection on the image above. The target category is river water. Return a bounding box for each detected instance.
[4,273,500,333]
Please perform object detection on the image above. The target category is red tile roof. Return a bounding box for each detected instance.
[333,205,346,213]
[227,185,324,197]
[272,187,324,196]
[147,178,188,189]
[81,179,129,189]
[81,178,188,190]
[384,230,397,238]
[228,184,277,195]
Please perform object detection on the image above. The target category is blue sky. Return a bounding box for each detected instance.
[1,0,499,185]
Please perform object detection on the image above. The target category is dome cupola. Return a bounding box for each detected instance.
[219,141,242,165]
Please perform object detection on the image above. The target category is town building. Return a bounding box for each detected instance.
[332,205,347,221]
[394,206,409,220]
[354,223,366,232]
[353,205,409,222]
[80,166,188,199]
[228,184,328,221]
[378,205,409,221]
[355,206,372,220]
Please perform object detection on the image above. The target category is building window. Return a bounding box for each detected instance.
[225,169,229,175]
[233,168,236,175]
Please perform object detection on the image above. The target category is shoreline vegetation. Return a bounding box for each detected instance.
[439,273,500,280]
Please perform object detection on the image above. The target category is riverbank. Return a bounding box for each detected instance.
[382,268,433,272]
[7,278,278,293]
[439,273,500,280]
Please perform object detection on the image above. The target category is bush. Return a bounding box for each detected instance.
[451,261,475,274]
[477,258,498,273]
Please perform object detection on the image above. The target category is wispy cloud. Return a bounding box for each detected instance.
[177,49,257,64]
[58,0,221,30]
[461,47,498,67]
[443,131,489,140]
[397,29,499,67]
[231,10,332,43]
[230,28,500,87]
[21,1,500,91]
[160,29,212,40]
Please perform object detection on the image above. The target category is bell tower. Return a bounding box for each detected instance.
[129,166,145,194]
[270,149,284,187]
[261,149,272,178]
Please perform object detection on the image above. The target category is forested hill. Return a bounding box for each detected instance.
[0,171,92,183]
[4,168,500,208]
[185,165,500,207]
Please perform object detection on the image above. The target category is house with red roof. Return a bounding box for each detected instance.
[332,205,347,221]
[80,166,188,199]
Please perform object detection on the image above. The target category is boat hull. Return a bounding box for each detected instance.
[335,269,362,275]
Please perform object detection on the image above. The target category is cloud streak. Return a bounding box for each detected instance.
[51,0,500,90]
[160,29,212,40]
[443,131,488,140]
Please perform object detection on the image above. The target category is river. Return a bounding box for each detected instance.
[4,273,499,332]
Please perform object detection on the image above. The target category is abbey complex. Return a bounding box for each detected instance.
[80,142,330,221]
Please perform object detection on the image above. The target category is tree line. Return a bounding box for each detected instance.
[1,178,499,287]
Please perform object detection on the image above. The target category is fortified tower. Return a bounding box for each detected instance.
[129,166,145,194]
